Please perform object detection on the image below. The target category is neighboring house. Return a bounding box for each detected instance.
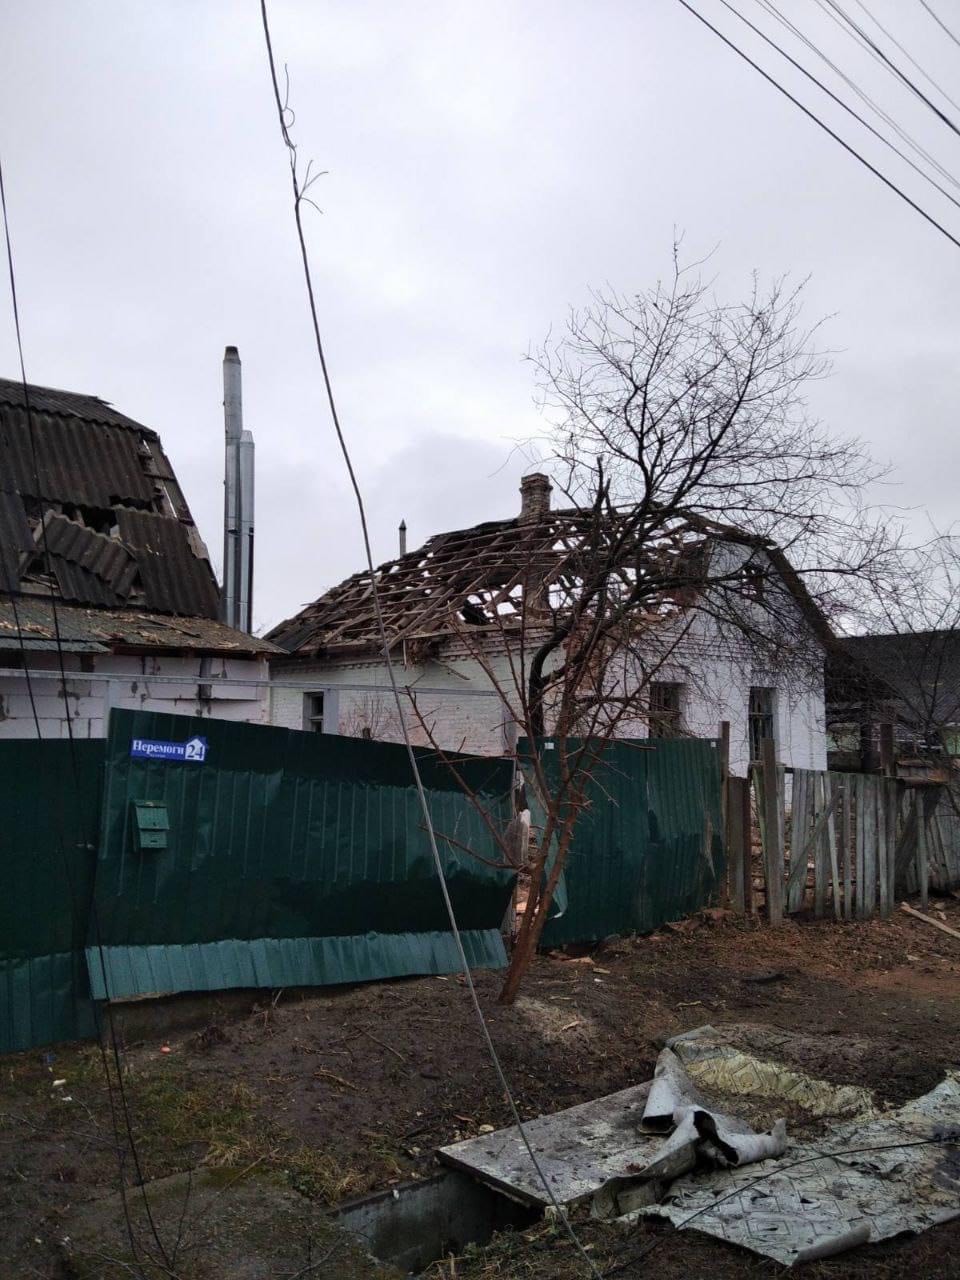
[268,474,830,775]
[0,377,277,737]
[826,631,960,778]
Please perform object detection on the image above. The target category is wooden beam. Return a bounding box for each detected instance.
[901,900,960,940]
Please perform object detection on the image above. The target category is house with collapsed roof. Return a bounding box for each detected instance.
[268,474,832,775]
[0,375,277,737]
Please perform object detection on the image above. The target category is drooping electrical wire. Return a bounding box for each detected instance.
[851,0,960,113]
[920,0,960,52]
[818,0,960,139]
[257,3,602,1275]
[755,0,960,192]
[0,153,170,1277]
[676,0,960,251]
[719,0,960,213]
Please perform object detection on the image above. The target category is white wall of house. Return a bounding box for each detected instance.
[0,651,272,738]
[269,636,828,774]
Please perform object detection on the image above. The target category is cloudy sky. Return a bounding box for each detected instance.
[2,1,958,631]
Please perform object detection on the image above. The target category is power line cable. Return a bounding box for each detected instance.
[719,0,960,213]
[676,0,960,250]
[0,154,169,1277]
[257,3,602,1275]
[920,0,960,52]
[755,0,960,192]
[851,0,960,113]
[819,0,960,139]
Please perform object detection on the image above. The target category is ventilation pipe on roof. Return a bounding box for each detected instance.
[399,518,407,556]
[222,346,254,632]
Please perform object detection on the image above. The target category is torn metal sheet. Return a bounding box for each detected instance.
[438,1048,786,1212]
[668,1025,878,1120]
[640,1072,960,1265]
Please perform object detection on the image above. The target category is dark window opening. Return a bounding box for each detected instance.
[305,692,325,733]
[749,686,775,762]
[649,682,684,738]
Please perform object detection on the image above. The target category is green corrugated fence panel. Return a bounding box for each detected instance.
[527,737,724,946]
[0,740,102,1053]
[88,710,515,998]
[89,931,506,1000]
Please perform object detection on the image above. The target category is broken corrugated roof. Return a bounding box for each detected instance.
[0,375,221,622]
[0,598,280,656]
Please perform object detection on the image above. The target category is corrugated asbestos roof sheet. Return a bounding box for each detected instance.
[0,404,158,507]
[0,377,151,432]
[116,508,220,618]
[0,597,281,655]
[0,375,232,631]
[40,512,139,607]
[0,489,33,593]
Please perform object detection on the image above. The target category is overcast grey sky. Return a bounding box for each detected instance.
[2,1,958,631]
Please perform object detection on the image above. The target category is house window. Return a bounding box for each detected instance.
[304,692,325,733]
[649,682,684,738]
[748,686,776,762]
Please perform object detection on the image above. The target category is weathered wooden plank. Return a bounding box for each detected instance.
[742,773,755,915]
[814,772,827,919]
[862,776,877,919]
[886,782,899,914]
[918,791,930,911]
[841,779,853,920]
[725,776,748,915]
[826,774,841,921]
[860,773,870,916]
[761,738,784,927]
[786,770,809,912]
[893,793,919,891]
[877,776,890,920]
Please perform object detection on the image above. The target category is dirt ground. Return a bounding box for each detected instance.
[2,898,960,1278]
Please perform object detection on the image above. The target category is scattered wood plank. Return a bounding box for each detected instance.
[900,900,960,941]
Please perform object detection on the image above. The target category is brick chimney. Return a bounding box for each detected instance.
[519,473,552,524]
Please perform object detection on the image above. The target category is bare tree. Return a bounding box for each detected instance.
[362,255,897,1002]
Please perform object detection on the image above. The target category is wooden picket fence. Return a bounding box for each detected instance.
[724,745,960,924]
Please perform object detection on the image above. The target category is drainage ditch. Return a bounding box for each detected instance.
[334,1168,541,1275]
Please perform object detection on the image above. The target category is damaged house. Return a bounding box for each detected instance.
[0,376,277,736]
[268,474,832,775]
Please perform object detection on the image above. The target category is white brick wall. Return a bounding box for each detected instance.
[0,652,272,739]
[269,614,829,771]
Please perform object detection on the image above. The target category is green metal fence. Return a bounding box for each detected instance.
[0,740,102,1053]
[87,710,516,1000]
[528,737,724,946]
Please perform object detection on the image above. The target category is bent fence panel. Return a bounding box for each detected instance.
[0,740,102,1053]
[530,737,725,947]
[87,709,515,1001]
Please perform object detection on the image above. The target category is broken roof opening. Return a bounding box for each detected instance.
[0,375,220,621]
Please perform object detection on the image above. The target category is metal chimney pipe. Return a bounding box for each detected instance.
[399,518,407,556]
[238,428,255,633]
[222,347,243,630]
